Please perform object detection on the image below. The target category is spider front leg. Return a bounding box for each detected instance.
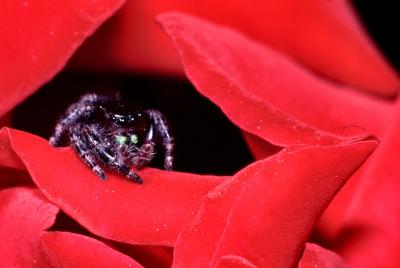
[146,109,174,170]
[83,124,143,184]
[49,93,114,146]
[69,124,107,180]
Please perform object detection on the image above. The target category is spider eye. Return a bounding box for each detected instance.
[130,134,138,145]
[110,114,127,124]
[115,135,127,145]
[128,117,135,123]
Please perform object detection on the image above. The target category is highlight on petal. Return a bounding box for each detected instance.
[6,128,225,246]
[299,243,347,268]
[0,187,59,267]
[216,255,258,268]
[40,231,143,267]
[158,12,391,145]
[0,0,126,117]
[172,138,377,267]
[72,1,399,96]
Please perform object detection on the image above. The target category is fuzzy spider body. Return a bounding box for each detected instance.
[49,93,174,184]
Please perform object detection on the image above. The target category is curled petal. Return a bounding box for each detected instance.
[172,139,376,267]
[0,187,59,267]
[6,128,224,246]
[324,101,400,267]
[0,0,125,117]
[158,12,390,147]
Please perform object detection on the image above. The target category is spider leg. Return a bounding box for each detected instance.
[146,109,174,170]
[69,124,107,180]
[129,138,156,168]
[83,124,143,184]
[49,93,113,146]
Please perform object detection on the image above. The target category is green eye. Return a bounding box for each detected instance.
[115,135,127,145]
[130,134,138,144]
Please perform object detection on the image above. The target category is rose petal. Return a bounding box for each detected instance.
[0,187,59,267]
[72,1,399,96]
[0,127,37,189]
[6,128,225,246]
[0,0,125,117]
[40,231,143,267]
[299,243,347,268]
[325,101,400,267]
[0,127,25,169]
[172,139,376,267]
[158,12,390,145]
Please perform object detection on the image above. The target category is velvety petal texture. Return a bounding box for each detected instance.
[73,1,399,96]
[172,140,377,267]
[0,187,59,267]
[40,231,143,267]
[158,12,391,143]
[0,0,125,117]
[5,128,224,246]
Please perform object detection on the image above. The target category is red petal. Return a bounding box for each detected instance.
[0,128,32,190]
[40,231,143,267]
[0,0,125,117]
[72,1,399,96]
[6,128,224,246]
[0,127,25,170]
[299,243,347,268]
[324,101,400,267]
[0,187,59,267]
[158,12,390,145]
[171,139,377,267]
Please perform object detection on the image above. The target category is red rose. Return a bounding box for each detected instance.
[0,1,398,267]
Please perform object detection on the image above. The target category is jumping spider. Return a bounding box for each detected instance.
[49,93,174,184]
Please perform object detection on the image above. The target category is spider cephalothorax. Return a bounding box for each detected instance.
[49,93,174,184]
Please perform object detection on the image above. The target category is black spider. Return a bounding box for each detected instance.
[49,93,174,184]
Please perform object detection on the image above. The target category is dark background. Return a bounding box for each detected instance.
[353,1,399,71]
[12,2,399,176]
